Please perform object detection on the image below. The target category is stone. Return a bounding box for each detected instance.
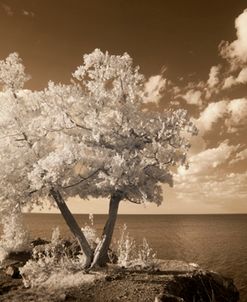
[162,271,239,302]
[5,265,20,279]
[155,293,184,301]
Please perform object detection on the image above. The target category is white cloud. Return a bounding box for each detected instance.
[230,148,247,164]
[223,75,236,89]
[196,100,227,133]
[143,75,166,104]
[195,98,247,134]
[177,140,238,177]
[223,67,247,89]
[175,140,245,207]
[207,65,220,88]
[220,9,247,65]
[236,67,247,83]
[226,98,247,132]
[0,3,35,18]
[1,2,13,16]
[22,9,35,18]
[182,89,202,106]
[166,9,247,211]
[175,171,247,205]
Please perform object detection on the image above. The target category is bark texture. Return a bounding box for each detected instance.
[50,188,93,267]
[95,191,122,266]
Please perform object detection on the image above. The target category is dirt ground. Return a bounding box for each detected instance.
[0,267,171,302]
[0,260,240,302]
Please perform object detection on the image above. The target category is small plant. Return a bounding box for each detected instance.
[137,238,158,269]
[115,224,136,267]
[20,215,100,288]
[114,224,158,269]
[0,211,30,263]
[20,227,86,287]
[81,214,100,249]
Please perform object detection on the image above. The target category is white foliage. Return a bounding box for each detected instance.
[0,210,30,262]
[81,214,100,249]
[115,224,158,269]
[20,216,100,288]
[20,227,87,287]
[0,49,196,260]
[0,53,30,90]
[0,49,196,207]
[72,49,144,104]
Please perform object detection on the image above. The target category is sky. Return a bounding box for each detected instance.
[0,0,247,214]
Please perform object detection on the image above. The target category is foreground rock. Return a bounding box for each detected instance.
[0,247,240,301]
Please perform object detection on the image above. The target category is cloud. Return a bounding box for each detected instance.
[194,98,247,134]
[196,100,227,133]
[168,9,247,210]
[177,140,238,177]
[0,3,35,18]
[236,67,247,83]
[203,172,247,200]
[175,141,245,207]
[22,9,35,18]
[175,171,247,205]
[178,65,221,105]
[220,9,247,66]
[207,65,221,88]
[222,75,236,89]
[223,67,247,89]
[181,89,202,106]
[143,75,167,104]
[230,148,247,164]
[1,2,13,16]
[226,98,247,132]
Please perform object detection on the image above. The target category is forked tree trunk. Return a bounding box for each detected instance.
[50,188,93,267]
[94,192,122,267]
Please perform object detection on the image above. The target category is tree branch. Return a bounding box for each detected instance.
[62,168,103,189]
[65,112,92,131]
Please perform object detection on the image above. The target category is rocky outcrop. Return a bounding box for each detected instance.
[152,260,239,302]
[0,244,240,302]
[157,270,239,302]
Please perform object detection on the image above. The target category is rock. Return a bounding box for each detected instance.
[31,237,50,247]
[162,271,239,302]
[105,275,112,281]
[0,242,241,302]
[155,293,184,301]
[7,251,31,264]
[5,265,20,279]
[1,251,31,279]
[0,270,23,296]
[57,293,67,301]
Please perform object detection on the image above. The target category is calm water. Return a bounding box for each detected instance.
[10,214,247,301]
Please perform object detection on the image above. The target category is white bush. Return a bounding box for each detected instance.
[20,227,86,287]
[20,219,158,289]
[81,214,100,249]
[0,210,30,263]
[115,224,158,269]
[20,215,100,288]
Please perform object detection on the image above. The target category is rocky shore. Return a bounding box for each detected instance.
[0,243,240,302]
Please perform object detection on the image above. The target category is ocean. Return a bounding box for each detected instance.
[7,214,247,301]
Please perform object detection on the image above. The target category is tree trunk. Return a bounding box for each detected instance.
[50,188,93,267]
[94,192,121,267]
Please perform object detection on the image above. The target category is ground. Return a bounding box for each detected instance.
[0,257,240,302]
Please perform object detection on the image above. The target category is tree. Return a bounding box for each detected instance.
[0,53,32,259]
[0,50,197,268]
[0,53,93,265]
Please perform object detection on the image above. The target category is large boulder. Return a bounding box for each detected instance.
[159,270,239,302]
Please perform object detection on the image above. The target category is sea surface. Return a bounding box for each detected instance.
[6,214,247,301]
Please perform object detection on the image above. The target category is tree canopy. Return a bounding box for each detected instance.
[0,49,197,266]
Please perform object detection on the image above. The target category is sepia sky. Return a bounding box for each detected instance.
[1,0,247,214]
